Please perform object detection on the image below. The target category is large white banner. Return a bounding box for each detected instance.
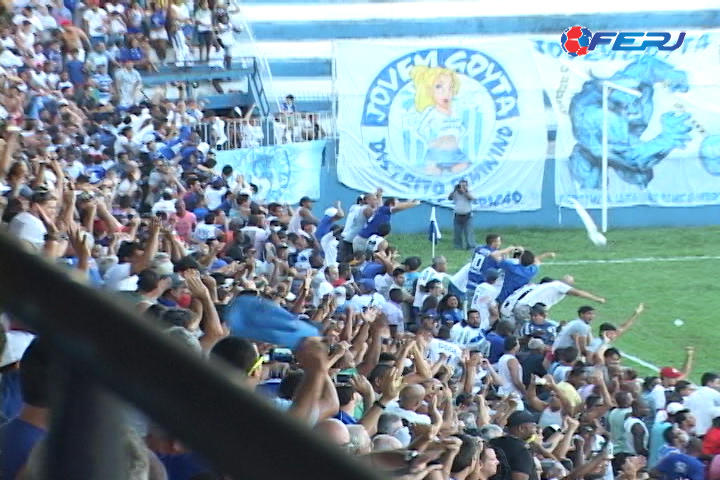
[534,32,720,207]
[336,41,548,211]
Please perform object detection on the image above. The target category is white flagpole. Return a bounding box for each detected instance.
[561,62,641,234]
[431,230,436,259]
[602,83,609,234]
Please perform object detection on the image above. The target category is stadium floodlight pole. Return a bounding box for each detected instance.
[561,62,641,233]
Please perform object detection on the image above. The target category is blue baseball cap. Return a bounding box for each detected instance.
[358,279,376,292]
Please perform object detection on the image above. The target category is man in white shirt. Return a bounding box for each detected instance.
[515,275,605,326]
[413,256,447,310]
[83,3,108,43]
[104,220,160,291]
[449,309,484,347]
[683,372,720,436]
[382,289,405,335]
[470,268,501,330]
[349,279,386,311]
[8,189,55,250]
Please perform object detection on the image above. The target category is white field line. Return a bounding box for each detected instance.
[546,255,720,266]
[619,351,660,372]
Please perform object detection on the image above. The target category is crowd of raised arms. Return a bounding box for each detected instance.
[0,0,718,479]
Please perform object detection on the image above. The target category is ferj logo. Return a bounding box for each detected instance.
[560,26,686,57]
[360,48,521,199]
[560,26,593,57]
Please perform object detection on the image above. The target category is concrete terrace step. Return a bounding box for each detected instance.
[141,62,255,86]
[247,11,720,41]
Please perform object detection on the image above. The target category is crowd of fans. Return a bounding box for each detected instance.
[0,0,717,479]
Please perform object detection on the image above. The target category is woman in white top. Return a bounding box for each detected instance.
[194,0,213,63]
[496,337,526,409]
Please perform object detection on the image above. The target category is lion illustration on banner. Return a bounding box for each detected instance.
[568,56,694,188]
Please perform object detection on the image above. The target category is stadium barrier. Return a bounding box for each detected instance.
[196,111,337,150]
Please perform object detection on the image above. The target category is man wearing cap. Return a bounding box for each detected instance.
[648,349,694,411]
[470,268,501,330]
[348,279,385,311]
[314,201,344,240]
[490,410,539,480]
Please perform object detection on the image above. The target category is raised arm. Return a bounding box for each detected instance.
[615,303,644,337]
[567,287,606,304]
[679,346,694,380]
[489,246,519,262]
[535,252,557,264]
[288,338,330,421]
[390,199,420,213]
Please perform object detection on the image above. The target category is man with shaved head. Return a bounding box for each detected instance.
[347,425,371,455]
[372,434,403,452]
[385,384,431,425]
[313,418,350,447]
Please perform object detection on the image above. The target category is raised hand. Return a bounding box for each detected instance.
[379,366,405,402]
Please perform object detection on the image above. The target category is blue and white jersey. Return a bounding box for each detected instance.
[466,245,500,292]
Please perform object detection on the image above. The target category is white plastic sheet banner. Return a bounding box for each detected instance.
[335,41,548,211]
[533,32,720,207]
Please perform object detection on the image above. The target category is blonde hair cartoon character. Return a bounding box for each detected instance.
[410,66,469,175]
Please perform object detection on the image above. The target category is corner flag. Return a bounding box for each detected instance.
[428,207,441,245]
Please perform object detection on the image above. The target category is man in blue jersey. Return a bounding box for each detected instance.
[492,248,556,304]
[466,234,519,301]
[352,196,419,253]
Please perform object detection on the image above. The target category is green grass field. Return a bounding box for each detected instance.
[391,226,720,382]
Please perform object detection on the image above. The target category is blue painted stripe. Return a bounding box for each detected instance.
[250,11,720,40]
[267,59,332,76]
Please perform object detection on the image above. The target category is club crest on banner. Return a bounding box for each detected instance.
[336,41,547,211]
[360,48,520,197]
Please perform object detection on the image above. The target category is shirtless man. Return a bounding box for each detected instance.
[59,19,90,61]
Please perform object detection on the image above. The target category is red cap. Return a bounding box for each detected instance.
[660,367,682,379]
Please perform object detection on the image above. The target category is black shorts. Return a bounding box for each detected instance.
[197,30,212,46]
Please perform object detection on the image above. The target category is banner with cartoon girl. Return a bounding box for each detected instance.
[335,41,548,211]
[533,31,720,207]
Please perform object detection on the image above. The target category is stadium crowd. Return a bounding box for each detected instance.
[0,0,718,479]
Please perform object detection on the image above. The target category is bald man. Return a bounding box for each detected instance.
[385,385,431,425]
[347,425,371,455]
[313,418,350,447]
[372,434,403,452]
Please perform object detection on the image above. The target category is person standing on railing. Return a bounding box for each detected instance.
[448,179,476,250]
[340,194,369,261]
[281,94,296,113]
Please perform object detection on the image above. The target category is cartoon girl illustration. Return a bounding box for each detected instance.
[410,66,469,175]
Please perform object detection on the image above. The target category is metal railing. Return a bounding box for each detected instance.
[196,111,337,150]
[0,231,383,480]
